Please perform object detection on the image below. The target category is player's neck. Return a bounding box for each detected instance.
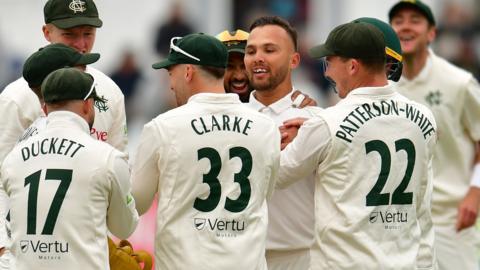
[254,80,293,106]
[402,48,429,80]
[193,81,225,95]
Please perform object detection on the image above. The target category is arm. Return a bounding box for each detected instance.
[106,153,139,239]
[280,117,308,150]
[266,125,281,200]
[0,169,9,254]
[277,117,331,189]
[107,92,129,159]
[130,123,161,215]
[0,98,30,162]
[457,144,480,231]
[456,77,480,231]
[416,157,436,269]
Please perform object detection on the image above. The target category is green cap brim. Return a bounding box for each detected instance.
[389,2,435,25]
[228,48,245,54]
[52,17,103,29]
[308,44,334,59]
[152,59,177,70]
[76,53,100,66]
[225,43,245,54]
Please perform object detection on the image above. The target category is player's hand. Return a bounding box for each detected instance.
[283,117,308,129]
[279,117,307,150]
[280,125,299,150]
[291,90,317,108]
[0,247,5,257]
[108,237,153,270]
[456,187,480,232]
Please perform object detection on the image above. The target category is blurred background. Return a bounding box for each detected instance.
[1,0,479,259]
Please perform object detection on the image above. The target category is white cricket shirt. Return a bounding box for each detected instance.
[0,111,138,270]
[132,93,280,270]
[279,84,437,269]
[395,50,480,228]
[247,90,315,251]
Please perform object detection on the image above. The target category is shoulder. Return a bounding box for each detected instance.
[0,77,37,105]
[85,66,124,100]
[431,53,473,84]
[18,117,47,143]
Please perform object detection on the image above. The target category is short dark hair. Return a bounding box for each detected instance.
[198,65,225,79]
[358,56,386,73]
[249,16,298,51]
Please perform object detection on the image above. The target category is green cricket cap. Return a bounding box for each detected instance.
[352,17,403,62]
[23,43,100,88]
[44,0,103,29]
[389,0,435,26]
[41,67,103,104]
[309,22,385,60]
[216,29,249,54]
[152,33,228,69]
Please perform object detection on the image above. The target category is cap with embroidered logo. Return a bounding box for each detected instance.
[152,33,228,69]
[23,43,100,88]
[41,67,104,105]
[44,0,103,29]
[389,0,435,26]
[216,29,249,54]
[309,22,385,60]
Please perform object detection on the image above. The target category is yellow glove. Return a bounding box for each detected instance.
[108,237,153,270]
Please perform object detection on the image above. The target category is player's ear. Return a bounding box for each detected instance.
[348,59,359,75]
[42,103,49,115]
[185,64,194,82]
[290,52,300,69]
[427,26,436,44]
[82,99,94,115]
[42,25,52,42]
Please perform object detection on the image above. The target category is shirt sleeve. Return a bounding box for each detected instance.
[131,122,161,215]
[0,170,9,250]
[266,124,280,200]
[461,77,480,141]
[0,160,12,252]
[277,117,332,189]
[106,152,139,239]
[106,91,129,159]
[0,98,28,162]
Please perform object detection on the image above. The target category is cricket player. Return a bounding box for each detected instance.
[131,33,279,270]
[0,68,138,270]
[389,1,480,269]
[216,29,252,102]
[278,22,437,269]
[351,17,403,82]
[19,43,102,142]
[216,29,316,107]
[243,16,316,270]
[0,0,128,163]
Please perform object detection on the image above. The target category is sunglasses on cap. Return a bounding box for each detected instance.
[216,30,249,46]
[170,37,200,62]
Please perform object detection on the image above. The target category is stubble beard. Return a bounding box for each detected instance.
[250,67,288,92]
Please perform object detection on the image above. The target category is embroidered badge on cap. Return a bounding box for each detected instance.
[69,0,86,13]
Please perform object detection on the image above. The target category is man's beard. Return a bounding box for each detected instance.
[250,67,288,92]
